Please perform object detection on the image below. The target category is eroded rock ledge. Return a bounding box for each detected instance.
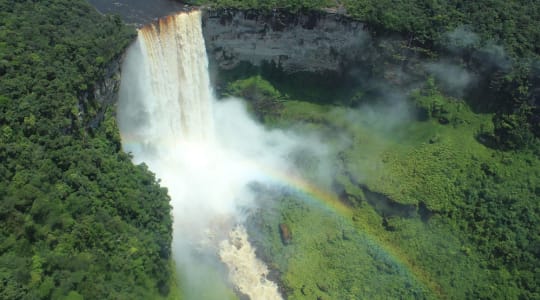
[202,9,369,74]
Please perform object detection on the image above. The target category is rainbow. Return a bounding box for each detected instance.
[120,131,443,297]
[118,14,443,295]
[120,132,443,298]
[251,161,444,298]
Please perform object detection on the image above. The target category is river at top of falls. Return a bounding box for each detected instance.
[117,10,288,300]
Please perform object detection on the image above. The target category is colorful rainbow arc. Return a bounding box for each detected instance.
[122,131,442,296]
[250,160,443,297]
[122,10,444,294]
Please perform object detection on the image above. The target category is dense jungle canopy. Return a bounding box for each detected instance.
[0,1,172,299]
[0,0,539,299]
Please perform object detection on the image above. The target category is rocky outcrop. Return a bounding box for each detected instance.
[279,223,292,245]
[202,9,370,74]
[201,8,432,93]
[86,2,430,87]
[78,54,124,130]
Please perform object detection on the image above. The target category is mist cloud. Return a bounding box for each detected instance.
[424,61,476,97]
[442,26,480,52]
[476,43,512,71]
[115,12,333,298]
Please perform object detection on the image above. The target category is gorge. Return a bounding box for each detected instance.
[112,3,540,300]
[117,10,294,299]
[2,0,538,299]
[116,7,443,299]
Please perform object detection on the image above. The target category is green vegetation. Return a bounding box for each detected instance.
[226,75,540,299]
[198,0,540,150]
[0,0,174,299]
[3,0,539,299]
[196,0,540,58]
[191,0,334,11]
[224,75,284,120]
[249,193,432,299]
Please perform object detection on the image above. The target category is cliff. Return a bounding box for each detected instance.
[201,8,431,95]
[202,9,369,74]
[83,55,124,129]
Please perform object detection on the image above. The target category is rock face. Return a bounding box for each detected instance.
[84,2,430,89]
[279,223,292,245]
[202,9,370,74]
[79,54,124,129]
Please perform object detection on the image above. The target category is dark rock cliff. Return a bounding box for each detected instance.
[201,8,430,94]
[85,2,431,90]
[202,9,370,74]
[78,54,124,129]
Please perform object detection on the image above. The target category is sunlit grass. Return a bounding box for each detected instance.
[228,75,539,299]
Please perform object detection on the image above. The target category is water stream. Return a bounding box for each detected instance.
[117,10,292,299]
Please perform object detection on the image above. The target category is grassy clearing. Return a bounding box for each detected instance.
[248,193,432,299]
[229,75,539,299]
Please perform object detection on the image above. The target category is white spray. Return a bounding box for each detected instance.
[117,10,310,299]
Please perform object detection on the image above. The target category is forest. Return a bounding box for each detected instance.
[191,0,540,150]
[1,0,539,299]
[0,0,174,299]
[197,0,540,299]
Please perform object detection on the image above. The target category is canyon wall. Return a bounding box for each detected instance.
[202,9,369,74]
[201,8,428,90]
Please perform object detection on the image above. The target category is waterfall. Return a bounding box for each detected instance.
[117,10,283,300]
[126,11,214,147]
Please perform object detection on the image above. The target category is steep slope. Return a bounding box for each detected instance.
[0,1,173,299]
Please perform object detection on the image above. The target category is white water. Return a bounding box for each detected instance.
[219,226,280,298]
[117,10,298,299]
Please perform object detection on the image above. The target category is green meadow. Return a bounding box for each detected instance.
[224,75,540,299]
